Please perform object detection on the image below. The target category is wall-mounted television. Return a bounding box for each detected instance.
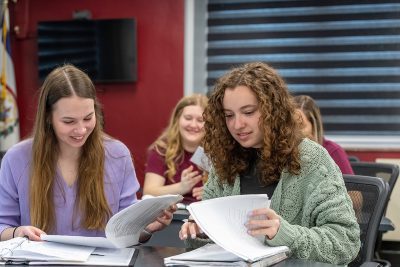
[37,18,137,83]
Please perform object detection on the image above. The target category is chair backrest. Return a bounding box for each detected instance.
[348,155,361,162]
[351,161,399,213]
[343,174,389,266]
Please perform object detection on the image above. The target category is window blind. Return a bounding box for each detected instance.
[207,0,400,136]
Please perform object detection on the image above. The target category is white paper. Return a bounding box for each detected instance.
[164,243,288,267]
[41,235,116,249]
[28,247,135,266]
[41,194,183,248]
[187,194,289,262]
[0,237,94,262]
[105,194,183,247]
[190,146,212,172]
[166,243,242,262]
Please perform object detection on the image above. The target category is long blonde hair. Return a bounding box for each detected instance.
[149,94,208,182]
[30,64,111,233]
[293,95,324,145]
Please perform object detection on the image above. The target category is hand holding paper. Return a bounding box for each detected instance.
[41,194,183,248]
[144,202,177,234]
[184,194,289,262]
[246,207,281,240]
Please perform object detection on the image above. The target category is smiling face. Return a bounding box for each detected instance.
[178,104,205,151]
[51,95,96,152]
[223,85,263,148]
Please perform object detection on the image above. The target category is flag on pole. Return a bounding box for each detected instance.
[0,1,19,151]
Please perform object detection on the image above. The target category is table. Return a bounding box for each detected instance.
[144,209,189,248]
[134,246,345,267]
[142,209,350,265]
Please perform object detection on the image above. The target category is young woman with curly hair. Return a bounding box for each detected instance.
[143,94,208,204]
[179,62,360,265]
[0,65,175,242]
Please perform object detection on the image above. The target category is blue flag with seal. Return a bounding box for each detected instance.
[0,1,19,151]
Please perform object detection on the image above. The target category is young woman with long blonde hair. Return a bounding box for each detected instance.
[0,65,174,241]
[143,94,208,203]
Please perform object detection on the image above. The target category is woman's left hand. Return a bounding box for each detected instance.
[245,208,281,240]
[145,204,177,233]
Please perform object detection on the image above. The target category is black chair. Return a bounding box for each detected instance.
[343,174,389,267]
[350,161,399,227]
[350,162,399,258]
[350,162,399,206]
[349,155,361,162]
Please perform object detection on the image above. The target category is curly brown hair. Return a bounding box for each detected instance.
[203,62,303,185]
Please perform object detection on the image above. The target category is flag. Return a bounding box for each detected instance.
[0,2,19,151]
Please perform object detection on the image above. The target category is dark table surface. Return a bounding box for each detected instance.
[134,246,345,267]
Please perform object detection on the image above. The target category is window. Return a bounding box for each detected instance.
[206,0,400,146]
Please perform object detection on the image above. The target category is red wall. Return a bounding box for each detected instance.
[347,150,400,162]
[10,0,184,185]
[9,0,400,188]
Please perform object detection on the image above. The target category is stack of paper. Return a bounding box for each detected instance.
[29,247,136,266]
[164,243,287,267]
[41,194,183,248]
[164,194,289,266]
[0,237,94,263]
[0,194,182,265]
[0,237,136,266]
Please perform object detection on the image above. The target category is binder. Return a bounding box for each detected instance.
[0,237,137,266]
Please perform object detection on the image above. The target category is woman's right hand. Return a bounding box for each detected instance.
[14,226,46,241]
[179,220,202,240]
[192,186,204,200]
[180,166,203,194]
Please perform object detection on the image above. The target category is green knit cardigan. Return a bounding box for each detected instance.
[185,139,360,265]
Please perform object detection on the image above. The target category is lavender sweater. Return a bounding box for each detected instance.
[0,138,140,237]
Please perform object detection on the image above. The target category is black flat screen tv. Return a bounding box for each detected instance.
[37,18,137,83]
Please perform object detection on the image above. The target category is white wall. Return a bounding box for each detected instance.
[184,0,208,95]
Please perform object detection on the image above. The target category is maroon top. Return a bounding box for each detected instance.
[323,138,354,175]
[145,148,203,203]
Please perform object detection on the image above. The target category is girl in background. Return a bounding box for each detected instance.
[293,94,354,174]
[143,94,208,204]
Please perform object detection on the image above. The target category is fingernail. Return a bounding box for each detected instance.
[191,234,196,239]
[183,234,187,239]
